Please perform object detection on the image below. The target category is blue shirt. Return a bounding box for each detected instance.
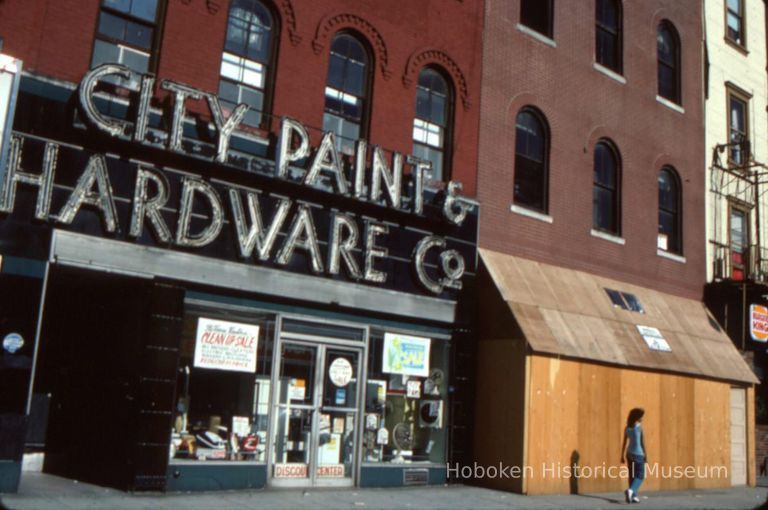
[626,423,644,457]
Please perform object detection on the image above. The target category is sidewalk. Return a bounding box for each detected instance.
[2,473,768,510]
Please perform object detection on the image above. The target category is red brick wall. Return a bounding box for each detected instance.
[478,1,705,298]
[0,0,483,194]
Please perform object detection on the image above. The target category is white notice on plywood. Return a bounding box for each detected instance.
[636,325,672,352]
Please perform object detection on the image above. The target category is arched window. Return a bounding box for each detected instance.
[657,21,680,104]
[323,33,370,155]
[514,107,549,212]
[593,140,621,234]
[658,167,682,254]
[412,68,452,183]
[219,0,277,128]
[596,0,622,73]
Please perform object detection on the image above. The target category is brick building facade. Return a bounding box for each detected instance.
[0,0,483,492]
[472,0,757,495]
[477,0,704,298]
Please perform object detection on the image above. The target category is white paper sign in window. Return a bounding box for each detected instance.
[382,332,431,377]
[636,325,672,352]
[194,317,260,373]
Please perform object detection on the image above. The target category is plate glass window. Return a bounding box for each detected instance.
[657,22,681,104]
[364,331,449,464]
[728,91,749,165]
[91,0,161,77]
[658,167,682,254]
[514,108,549,213]
[520,0,554,38]
[727,0,745,47]
[169,309,276,463]
[593,141,620,234]
[412,68,452,184]
[595,0,622,73]
[323,34,370,155]
[219,0,276,128]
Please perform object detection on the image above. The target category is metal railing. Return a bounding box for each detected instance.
[711,242,768,282]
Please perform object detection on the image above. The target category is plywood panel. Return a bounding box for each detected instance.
[658,375,694,490]
[576,363,622,494]
[472,338,527,493]
[693,379,731,489]
[525,356,579,495]
[747,385,756,487]
[620,370,661,492]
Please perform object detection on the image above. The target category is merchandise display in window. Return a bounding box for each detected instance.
[169,308,275,462]
[364,331,448,464]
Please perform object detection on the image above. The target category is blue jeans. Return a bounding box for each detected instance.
[628,454,646,494]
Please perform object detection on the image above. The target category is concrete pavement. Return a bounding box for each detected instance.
[2,473,768,510]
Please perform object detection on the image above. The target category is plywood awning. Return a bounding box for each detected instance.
[480,248,758,384]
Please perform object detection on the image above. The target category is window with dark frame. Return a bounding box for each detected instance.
[323,33,370,156]
[658,167,682,254]
[657,21,681,105]
[595,0,622,73]
[520,0,554,39]
[728,88,749,165]
[412,68,452,183]
[605,289,645,314]
[726,0,745,47]
[729,206,749,281]
[218,0,277,129]
[593,140,620,235]
[91,0,162,78]
[513,108,549,213]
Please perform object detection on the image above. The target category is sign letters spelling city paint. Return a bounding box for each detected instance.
[0,64,479,295]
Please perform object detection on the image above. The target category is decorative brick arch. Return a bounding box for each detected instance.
[204,0,301,45]
[311,13,391,79]
[275,0,301,46]
[402,49,470,111]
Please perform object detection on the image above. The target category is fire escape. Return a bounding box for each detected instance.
[709,137,768,285]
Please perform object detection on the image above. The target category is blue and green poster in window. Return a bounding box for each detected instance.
[382,332,430,377]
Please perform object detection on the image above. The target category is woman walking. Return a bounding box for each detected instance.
[621,408,646,503]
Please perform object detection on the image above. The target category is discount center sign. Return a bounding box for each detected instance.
[194,317,260,372]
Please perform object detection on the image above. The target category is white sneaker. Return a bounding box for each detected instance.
[632,496,640,503]
[625,488,633,503]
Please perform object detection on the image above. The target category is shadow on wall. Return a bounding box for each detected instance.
[570,450,579,494]
[568,449,623,504]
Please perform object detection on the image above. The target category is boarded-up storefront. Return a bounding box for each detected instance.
[472,249,758,495]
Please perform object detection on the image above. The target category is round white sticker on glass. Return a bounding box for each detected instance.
[328,357,353,387]
[3,332,24,354]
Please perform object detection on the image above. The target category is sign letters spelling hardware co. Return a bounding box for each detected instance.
[0,65,477,294]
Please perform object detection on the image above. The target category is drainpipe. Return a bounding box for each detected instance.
[743,282,748,350]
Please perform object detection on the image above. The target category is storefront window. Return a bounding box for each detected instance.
[169,306,276,463]
[364,330,449,464]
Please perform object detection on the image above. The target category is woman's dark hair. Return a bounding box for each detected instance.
[626,408,645,428]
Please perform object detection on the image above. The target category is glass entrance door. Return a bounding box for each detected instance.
[270,341,361,486]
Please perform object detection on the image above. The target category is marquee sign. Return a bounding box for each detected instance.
[0,65,479,296]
